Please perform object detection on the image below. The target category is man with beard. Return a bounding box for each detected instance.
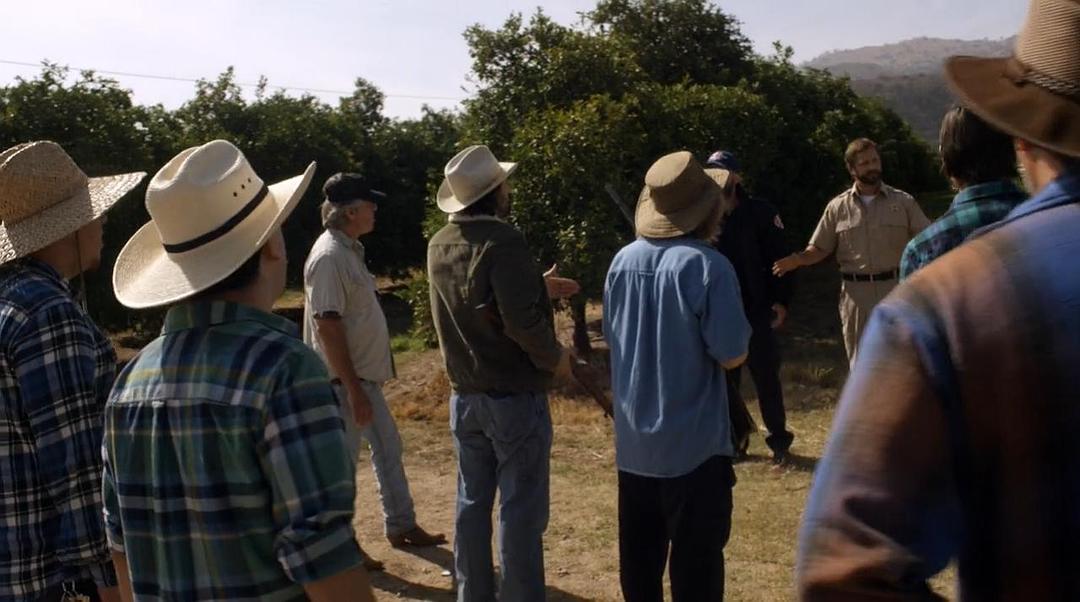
[771,139,929,364]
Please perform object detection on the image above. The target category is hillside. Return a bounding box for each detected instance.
[806,36,1015,78]
[805,36,1015,141]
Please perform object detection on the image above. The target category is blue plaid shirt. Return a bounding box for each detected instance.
[102,301,362,600]
[0,258,117,601]
[899,180,1026,279]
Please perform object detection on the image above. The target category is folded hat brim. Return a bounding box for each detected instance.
[635,181,723,239]
[0,171,146,265]
[112,163,315,309]
[945,55,1080,158]
[436,162,517,213]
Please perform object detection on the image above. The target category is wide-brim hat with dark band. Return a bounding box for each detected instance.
[635,151,723,238]
[436,145,517,213]
[0,141,145,265]
[113,139,314,309]
[944,0,1080,158]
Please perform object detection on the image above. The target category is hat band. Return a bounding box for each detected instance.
[1008,57,1080,101]
[163,184,269,254]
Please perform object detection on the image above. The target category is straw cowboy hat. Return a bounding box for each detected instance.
[945,0,1080,157]
[0,141,145,264]
[113,140,315,309]
[635,151,723,238]
[436,145,516,213]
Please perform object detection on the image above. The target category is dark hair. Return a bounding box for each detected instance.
[844,138,878,167]
[939,106,1017,184]
[1049,150,1080,173]
[199,249,262,297]
[458,186,500,216]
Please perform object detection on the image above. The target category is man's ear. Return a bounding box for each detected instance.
[260,230,286,262]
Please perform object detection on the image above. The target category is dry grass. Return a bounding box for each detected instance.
[349,264,958,600]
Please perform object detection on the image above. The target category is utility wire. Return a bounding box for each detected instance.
[0,58,466,102]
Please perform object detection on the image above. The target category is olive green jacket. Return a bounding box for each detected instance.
[427,215,561,394]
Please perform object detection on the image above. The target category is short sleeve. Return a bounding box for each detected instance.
[304,255,347,317]
[809,201,839,253]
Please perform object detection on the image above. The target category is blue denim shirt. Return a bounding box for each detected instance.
[603,238,750,478]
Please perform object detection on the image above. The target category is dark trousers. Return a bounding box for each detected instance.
[618,456,735,602]
[727,317,793,454]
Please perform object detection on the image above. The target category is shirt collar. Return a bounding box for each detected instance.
[8,257,72,293]
[329,227,363,249]
[950,180,1025,209]
[975,171,1080,237]
[162,300,299,337]
[849,182,889,200]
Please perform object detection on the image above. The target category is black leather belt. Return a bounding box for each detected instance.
[841,269,898,282]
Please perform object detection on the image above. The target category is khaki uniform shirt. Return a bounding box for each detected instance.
[809,183,931,274]
[303,229,394,383]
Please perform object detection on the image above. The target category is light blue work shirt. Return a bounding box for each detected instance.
[603,237,751,478]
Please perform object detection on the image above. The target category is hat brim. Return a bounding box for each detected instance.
[945,55,1080,158]
[0,172,146,265]
[112,162,315,309]
[635,178,723,239]
[436,162,517,213]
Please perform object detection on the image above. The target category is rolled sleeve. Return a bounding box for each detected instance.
[12,301,117,587]
[797,301,960,599]
[489,237,562,372]
[261,349,363,584]
[305,255,348,317]
[700,258,751,364]
[809,202,839,254]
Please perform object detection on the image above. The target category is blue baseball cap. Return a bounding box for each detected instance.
[706,150,740,172]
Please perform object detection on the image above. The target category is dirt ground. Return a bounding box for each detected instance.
[112,264,952,600]
[347,265,955,601]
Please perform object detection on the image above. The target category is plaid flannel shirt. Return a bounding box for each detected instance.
[0,258,117,601]
[102,301,362,601]
[899,180,1026,279]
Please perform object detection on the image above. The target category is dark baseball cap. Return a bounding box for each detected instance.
[323,172,387,205]
[705,150,740,173]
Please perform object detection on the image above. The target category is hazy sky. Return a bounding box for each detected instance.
[0,0,1027,119]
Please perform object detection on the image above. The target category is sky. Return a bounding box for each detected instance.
[0,0,1027,119]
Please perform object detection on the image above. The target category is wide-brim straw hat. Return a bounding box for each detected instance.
[0,141,145,264]
[113,140,314,309]
[437,145,516,213]
[635,151,723,238]
[944,0,1080,158]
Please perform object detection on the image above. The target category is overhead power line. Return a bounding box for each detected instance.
[0,58,466,102]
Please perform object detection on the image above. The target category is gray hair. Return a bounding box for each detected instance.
[321,200,356,230]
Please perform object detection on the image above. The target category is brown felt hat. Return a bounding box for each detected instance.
[945,0,1080,157]
[635,151,722,239]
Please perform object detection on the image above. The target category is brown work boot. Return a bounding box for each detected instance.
[387,525,448,548]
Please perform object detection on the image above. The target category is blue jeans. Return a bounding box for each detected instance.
[335,381,417,536]
[450,391,552,602]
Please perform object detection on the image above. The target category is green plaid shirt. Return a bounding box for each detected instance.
[102,301,362,601]
[900,180,1026,279]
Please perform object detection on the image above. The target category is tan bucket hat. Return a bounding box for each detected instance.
[436,145,516,213]
[944,0,1080,157]
[0,141,145,264]
[113,140,315,309]
[635,151,723,238]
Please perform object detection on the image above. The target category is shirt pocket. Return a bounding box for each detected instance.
[877,205,912,252]
[835,216,860,256]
